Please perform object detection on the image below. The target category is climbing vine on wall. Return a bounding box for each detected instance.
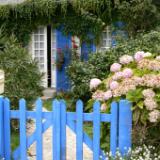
[0,0,159,45]
[0,0,113,45]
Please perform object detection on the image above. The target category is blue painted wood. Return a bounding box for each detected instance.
[10,111,111,122]
[93,101,101,160]
[19,99,27,160]
[52,100,61,160]
[56,29,72,91]
[60,100,66,160]
[67,120,106,160]
[110,102,118,156]
[13,119,52,159]
[36,98,43,160]
[76,100,83,160]
[0,97,4,157]
[5,98,132,160]
[4,98,11,160]
[118,100,132,156]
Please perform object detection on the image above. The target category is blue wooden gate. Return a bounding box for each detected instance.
[0,97,132,160]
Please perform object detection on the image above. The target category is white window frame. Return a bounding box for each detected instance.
[31,26,48,88]
[51,30,57,88]
[97,26,112,52]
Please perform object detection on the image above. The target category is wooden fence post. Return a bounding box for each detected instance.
[76,100,83,160]
[0,97,4,158]
[93,101,101,160]
[19,99,27,160]
[52,99,61,160]
[110,101,118,156]
[4,98,11,159]
[60,100,67,160]
[118,100,132,156]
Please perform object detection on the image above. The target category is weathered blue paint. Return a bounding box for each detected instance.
[118,100,132,156]
[110,101,118,156]
[19,99,27,160]
[1,98,132,160]
[56,29,72,91]
[36,98,43,160]
[76,100,83,160]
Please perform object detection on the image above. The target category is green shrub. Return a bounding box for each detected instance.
[0,36,43,109]
[67,30,160,102]
[67,52,117,101]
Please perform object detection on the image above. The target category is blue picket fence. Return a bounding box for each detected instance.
[0,97,132,160]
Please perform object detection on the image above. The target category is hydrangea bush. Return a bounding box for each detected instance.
[89,51,160,150]
[90,51,160,124]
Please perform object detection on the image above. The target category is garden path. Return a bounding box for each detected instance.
[27,108,93,160]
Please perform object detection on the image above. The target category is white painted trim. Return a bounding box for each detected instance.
[31,26,48,88]
[51,30,57,89]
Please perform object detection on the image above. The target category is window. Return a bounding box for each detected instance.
[32,27,48,87]
[98,26,111,52]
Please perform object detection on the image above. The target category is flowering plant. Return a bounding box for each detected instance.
[89,51,160,124]
[105,145,160,160]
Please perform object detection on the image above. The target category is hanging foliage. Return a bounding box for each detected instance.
[0,0,113,45]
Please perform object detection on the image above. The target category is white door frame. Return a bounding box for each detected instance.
[31,26,48,88]
[51,30,57,88]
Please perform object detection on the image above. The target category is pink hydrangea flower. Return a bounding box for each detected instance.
[149,110,160,123]
[119,55,134,64]
[110,81,119,90]
[134,51,145,62]
[142,89,155,98]
[112,71,124,80]
[101,103,107,111]
[103,90,112,100]
[90,78,102,90]
[122,68,133,78]
[110,63,122,72]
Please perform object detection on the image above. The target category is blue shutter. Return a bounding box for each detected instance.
[81,38,96,61]
[56,29,72,92]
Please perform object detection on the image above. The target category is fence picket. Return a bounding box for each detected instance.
[0,97,4,157]
[110,102,118,156]
[36,98,43,160]
[1,98,132,160]
[4,98,11,160]
[119,100,132,156]
[52,100,61,160]
[76,100,83,160]
[19,99,27,160]
[60,100,67,160]
[93,101,101,160]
